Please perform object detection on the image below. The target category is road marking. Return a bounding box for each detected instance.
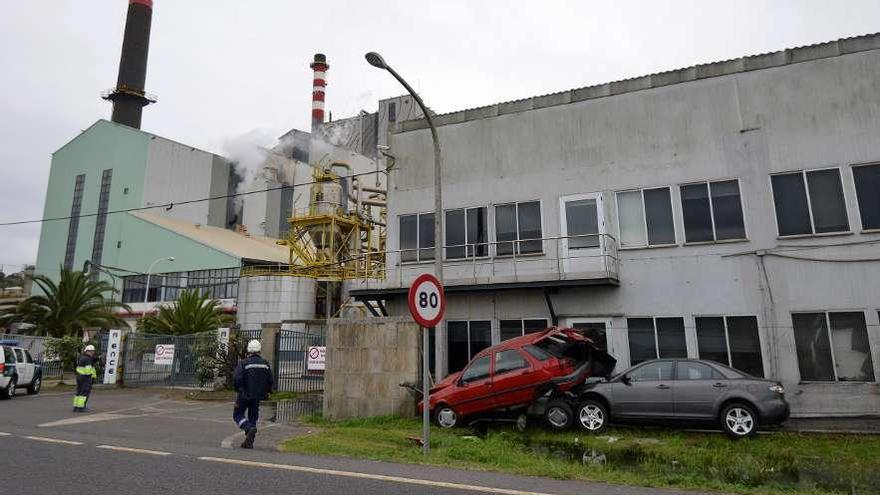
[0,432,10,436]
[96,445,172,456]
[39,413,143,428]
[198,457,558,495]
[24,436,83,446]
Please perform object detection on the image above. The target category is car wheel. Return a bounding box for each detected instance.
[721,403,757,439]
[27,375,41,395]
[433,405,459,428]
[576,400,608,434]
[544,399,574,430]
[2,377,16,400]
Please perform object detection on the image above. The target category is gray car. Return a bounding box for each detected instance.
[571,359,789,438]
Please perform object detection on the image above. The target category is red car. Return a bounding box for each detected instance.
[420,327,615,429]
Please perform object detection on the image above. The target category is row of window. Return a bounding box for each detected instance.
[121,268,240,303]
[90,169,113,268]
[398,163,880,259]
[442,311,877,383]
[63,174,86,270]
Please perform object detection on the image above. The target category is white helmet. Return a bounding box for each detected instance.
[246,340,261,353]
[83,345,96,352]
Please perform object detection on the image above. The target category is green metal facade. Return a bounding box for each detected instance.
[35,120,239,292]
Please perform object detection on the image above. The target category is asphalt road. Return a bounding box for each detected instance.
[0,387,712,495]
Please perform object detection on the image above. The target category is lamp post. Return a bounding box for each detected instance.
[366,52,443,456]
[143,256,174,318]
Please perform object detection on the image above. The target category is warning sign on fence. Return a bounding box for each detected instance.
[154,344,175,365]
[307,346,326,371]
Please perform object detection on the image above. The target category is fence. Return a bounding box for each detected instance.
[122,331,208,387]
[1,332,109,380]
[275,329,325,393]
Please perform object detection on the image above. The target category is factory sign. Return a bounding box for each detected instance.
[154,344,175,365]
[307,346,326,371]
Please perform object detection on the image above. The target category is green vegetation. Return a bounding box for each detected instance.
[0,269,129,337]
[280,416,880,495]
[137,290,234,335]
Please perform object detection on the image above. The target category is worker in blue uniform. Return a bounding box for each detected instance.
[232,340,274,449]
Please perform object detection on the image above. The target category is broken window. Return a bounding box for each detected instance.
[793,312,874,382]
[445,207,488,259]
[772,169,849,236]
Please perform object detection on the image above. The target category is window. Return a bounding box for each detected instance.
[771,169,849,236]
[399,213,434,262]
[523,345,552,361]
[495,350,529,374]
[495,201,542,255]
[14,349,24,363]
[91,169,113,267]
[616,187,675,248]
[24,351,34,364]
[64,174,86,270]
[676,361,720,380]
[3,347,13,364]
[695,316,764,377]
[564,198,600,249]
[500,319,548,341]
[445,207,488,259]
[680,180,746,243]
[447,320,492,373]
[792,312,874,382]
[461,355,490,382]
[388,102,397,122]
[853,164,880,230]
[121,268,240,303]
[629,361,673,381]
[627,317,687,365]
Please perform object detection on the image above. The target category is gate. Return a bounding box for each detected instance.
[275,329,325,393]
[122,332,206,387]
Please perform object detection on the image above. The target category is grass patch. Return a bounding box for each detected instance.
[269,391,300,402]
[280,416,880,495]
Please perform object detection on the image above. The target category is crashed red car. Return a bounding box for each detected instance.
[419,327,615,429]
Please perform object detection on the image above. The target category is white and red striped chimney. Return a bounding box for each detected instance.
[310,53,329,132]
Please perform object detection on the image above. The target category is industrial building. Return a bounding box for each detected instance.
[350,34,880,417]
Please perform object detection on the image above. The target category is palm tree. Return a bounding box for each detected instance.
[0,269,130,337]
[137,289,234,335]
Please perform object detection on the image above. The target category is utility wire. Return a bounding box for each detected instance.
[0,169,385,227]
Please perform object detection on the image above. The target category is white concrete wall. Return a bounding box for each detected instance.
[384,48,880,416]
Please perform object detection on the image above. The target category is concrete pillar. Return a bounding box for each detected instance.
[260,323,281,368]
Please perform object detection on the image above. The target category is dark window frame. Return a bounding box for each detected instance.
[398,212,435,263]
[64,174,87,270]
[445,206,489,260]
[695,315,765,377]
[626,317,688,365]
[615,186,677,248]
[852,163,880,231]
[792,310,875,383]
[499,318,549,341]
[679,178,747,243]
[770,168,850,237]
[494,201,544,256]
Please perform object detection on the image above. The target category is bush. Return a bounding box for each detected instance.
[192,330,248,389]
[44,335,101,383]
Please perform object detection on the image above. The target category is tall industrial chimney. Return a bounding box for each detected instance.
[310,54,329,132]
[103,0,156,129]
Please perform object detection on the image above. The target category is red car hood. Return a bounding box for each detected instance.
[430,371,462,394]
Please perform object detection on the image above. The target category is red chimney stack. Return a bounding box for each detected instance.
[310,54,329,133]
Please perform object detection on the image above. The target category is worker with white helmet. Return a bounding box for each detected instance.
[232,339,274,448]
[72,344,98,413]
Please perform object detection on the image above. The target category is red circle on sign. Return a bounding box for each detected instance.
[309,348,320,359]
[407,273,446,328]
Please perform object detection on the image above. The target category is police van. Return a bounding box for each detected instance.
[0,341,43,399]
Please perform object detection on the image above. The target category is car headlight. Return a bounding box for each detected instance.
[769,384,784,394]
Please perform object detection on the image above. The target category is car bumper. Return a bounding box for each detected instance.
[758,397,790,424]
[0,376,10,388]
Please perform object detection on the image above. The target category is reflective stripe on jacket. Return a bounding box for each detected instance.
[76,354,97,379]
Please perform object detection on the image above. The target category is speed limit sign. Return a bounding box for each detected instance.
[407,273,446,328]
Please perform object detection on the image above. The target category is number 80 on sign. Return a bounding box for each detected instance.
[407,273,446,328]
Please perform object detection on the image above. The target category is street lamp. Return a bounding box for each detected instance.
[143,256,175,312]
[366,52,443,456]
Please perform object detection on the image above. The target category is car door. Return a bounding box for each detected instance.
[13,348,31,385]
[24,351,37,383]
[673,361,728,419]
[610,361,674,418]
[491,349,535,408]
[453,355,496,416]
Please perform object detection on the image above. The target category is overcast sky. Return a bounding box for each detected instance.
[1,0,878,270]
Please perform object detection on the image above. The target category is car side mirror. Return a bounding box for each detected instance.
[621,374,632,385]
[457,379,467,388]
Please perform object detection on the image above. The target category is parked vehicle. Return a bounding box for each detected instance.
[419,327,615,428]
[0,341,43,398]
[570,359,789,438]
